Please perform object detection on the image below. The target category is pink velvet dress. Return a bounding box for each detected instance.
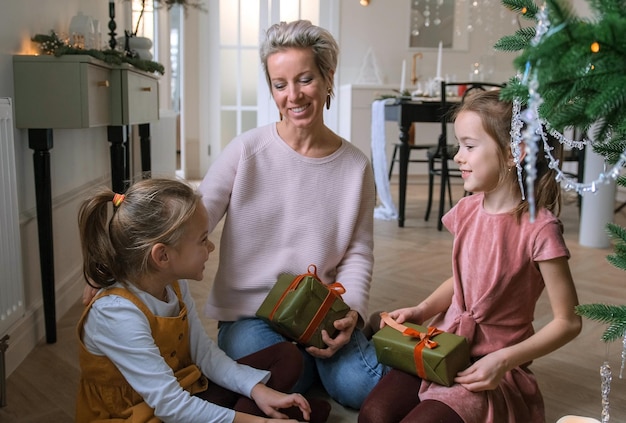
[419,193,570,423]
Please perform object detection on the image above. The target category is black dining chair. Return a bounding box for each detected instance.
[388,122,438,179]
[425,80,504,230]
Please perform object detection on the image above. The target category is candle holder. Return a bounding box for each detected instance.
[411,52,423,85]
[108,1,117,50]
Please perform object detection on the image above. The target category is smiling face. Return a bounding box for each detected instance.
[267,47,330,129]
[453,110,506,195]
[168,202,214,282]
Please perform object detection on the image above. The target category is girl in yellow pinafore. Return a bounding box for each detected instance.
[75,178,329,423]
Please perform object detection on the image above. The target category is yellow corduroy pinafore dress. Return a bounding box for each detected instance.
[75,282,209,422]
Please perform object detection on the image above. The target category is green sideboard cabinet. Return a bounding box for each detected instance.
[12,54,160,343]
[110,63,159,126]
[109,63,160,180]
[13,55,112,129]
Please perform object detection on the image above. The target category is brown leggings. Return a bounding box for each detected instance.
[195,341,330,423]
[358,369,463,423]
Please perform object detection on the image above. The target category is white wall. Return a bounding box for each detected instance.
[335,0,521,91]
[0,0,145,376]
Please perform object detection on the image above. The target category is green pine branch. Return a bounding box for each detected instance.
[502,0,540,20]
[606,223,626,271]
[493,27,536,51]
[593,128,626,164]
[496,0,626,346]
[575,304,626,342]
[587,0,626,17]
[544,0,579,32]
[497,0,626,144]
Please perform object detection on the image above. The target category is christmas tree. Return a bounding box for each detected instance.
[494,0,626,343]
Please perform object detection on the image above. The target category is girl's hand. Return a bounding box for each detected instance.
[305,310,358,358]
[249,383,311,421]
[454,350,508,392]
[384,306,422,327]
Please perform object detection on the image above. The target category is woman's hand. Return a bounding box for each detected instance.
[248,383,311,421]
[454,350,508,392]
[305,310,358,359]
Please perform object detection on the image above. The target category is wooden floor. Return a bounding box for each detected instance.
[2,176,626,423]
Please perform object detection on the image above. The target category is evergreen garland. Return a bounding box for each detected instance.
[495,0,626,343]
[31,31,165,75]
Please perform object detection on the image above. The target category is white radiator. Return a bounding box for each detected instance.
[0,98,24,336]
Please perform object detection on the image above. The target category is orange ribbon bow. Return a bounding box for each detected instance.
[380,312,443,379]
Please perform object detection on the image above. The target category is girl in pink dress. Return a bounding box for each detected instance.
[359,90,582,423]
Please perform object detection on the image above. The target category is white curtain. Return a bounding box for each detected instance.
[371,99,398,220]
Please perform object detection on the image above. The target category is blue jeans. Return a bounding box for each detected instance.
[217,318,388,410]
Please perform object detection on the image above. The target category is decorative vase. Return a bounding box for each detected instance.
[69,12,95,49]
[116,35,153,60]
[129,36,153,60]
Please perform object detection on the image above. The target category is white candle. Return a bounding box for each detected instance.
[400,59,406,94]
[436,40,443,80]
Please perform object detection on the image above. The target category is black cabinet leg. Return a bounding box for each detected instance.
[107,126,128,193]
[138,123,151,179]
[28,128,56,344]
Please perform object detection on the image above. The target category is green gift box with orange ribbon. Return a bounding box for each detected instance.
[372,312,471,386]
[256,264,350,349]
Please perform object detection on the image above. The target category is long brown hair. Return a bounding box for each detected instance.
[77,178,201,288]
[454,90,562,221]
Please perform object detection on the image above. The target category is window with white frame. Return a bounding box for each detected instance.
[218,0,320,148]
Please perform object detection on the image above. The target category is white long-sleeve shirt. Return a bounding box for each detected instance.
[83,281,270,422]
[198,123,376,323]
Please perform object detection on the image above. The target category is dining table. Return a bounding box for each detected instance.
[384,97,458,227]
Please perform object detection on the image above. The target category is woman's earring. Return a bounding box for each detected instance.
[326,91,331,110]
[279,112,283,121]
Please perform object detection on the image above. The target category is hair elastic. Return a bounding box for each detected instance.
[112,193,125,207]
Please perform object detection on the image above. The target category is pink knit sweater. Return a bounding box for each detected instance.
[198,123,375,323]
